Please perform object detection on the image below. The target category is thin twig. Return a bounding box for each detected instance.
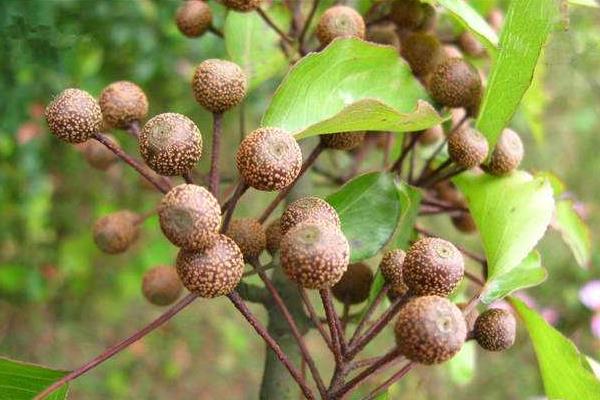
[209,112,223,197]
[183,172,194,184]
[209,25,224,38]
[126,120,141,138]
[227,291,316,400]
[299,0,320,54]
[34,293,198,400]
[92,133,170,194]
[390,133,419,174]
[364,361,416,400]
[258,144,323,223]
[242,262,275,277]
[424,166,467,188]
[299,288,334,353]
[221,182,249,233]
[348,285,389,346]
[320,289,345,366]
[417,158,452,186]
[257,7,294,45]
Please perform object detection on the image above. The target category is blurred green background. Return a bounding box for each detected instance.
[0,0,599,399]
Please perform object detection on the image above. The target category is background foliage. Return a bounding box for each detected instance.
[1,0,600,398]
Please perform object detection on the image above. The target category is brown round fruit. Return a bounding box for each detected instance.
[451,212,477,234]
[142,266,183,306]
[81,134,119,170]
[280,196,340,235]
[139,113,203,176]
[93,210,140,254]
[390,0,424,30]
[226,218,267,260]
[488,128,524,176]
[395,295,467,364]
[321,132,365,150]
[192,59,247,113]
[45,88,102,143]
[99,81,148,129]
[316,5,365,46]
[418,124,444,146]
[403,237,464,296]
[448,126,489,169]
[281,221,350,289]
[401,32,443,77]
[176,0,213,38]
[265,218,283,255]
[236,127,302,191]
[366,23,401,51]
[222,0,261,12]
[176,234,244,298]
[458,31,485,57]
[158,184,221,251]
[379,249,406,289]
[332,263,374,305]
[474,308,516,351]
[429,57,482,109]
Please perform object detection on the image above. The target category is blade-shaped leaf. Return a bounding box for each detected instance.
[480,251,547,304]
[425,0,498,56]
[554,200,592,268]
[327,172,404,262]
[224,6,288,90]
[0,357,69,400]
[476,0,558,147]
[511,297,600,400]
[454,171,554,298]
[262,38,443,137]
[569,0,599,7]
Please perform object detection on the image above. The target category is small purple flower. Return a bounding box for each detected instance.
[579,280,600,311]
[591,313,600,339]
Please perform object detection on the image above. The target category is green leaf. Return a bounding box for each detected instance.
[390,182,422,250]
[475,0,558,147]
[224,7,288,90]
[446,341,476,385]
[0,357,69,400]
[262,38,443,137]
[480,251,547,304]
[554,200,592,268]
[511,297,600,400]
[521,51,547,144]
[327,172,404,262]
[425,0,498,56]
[569,0,599,7]
[454,171,554,300]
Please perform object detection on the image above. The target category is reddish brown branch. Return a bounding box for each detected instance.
[364,361,416,400]
[209,112,223,197]
[299,288,334,352]
[348,284,389,347]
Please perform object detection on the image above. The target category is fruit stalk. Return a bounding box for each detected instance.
[209,112,223,196]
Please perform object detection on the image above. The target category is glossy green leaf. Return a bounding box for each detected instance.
[262,38,443,137]
[454,171,554,299]
[425,0,499,56]
[446,341,476,385]
[476,0,558,147]
[0,357,69,400]
[511,297,600,399]
[224,7,288,90]
[521,51,547,144]
[327,172,404,262]
[480,251,547,304]
[390,182,422,250]
[554,200,592,268]
[569,0,599,7]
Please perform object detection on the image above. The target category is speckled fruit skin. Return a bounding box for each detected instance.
[226,218,267,260]
[474,308,516,351]
[403,237,464,296]
[281,221,350,289]
[390,0,424,30]
[176,234,244,298]
[222,0,261,12]
[139,113,203,176]
[280,196,341,235]
[99,81,148,129]
[380,249,406,288]
[192,59,247,113]
[448,127,489,169]
[142,266,183,306]
[332,263,373,305]
[451,212,477,234]
[395,295,466,364]
[488,128,524,176]
[176,0,212,38]
[401,32,443,77]
[45,88,102,143]
[236,127,302,191]
[265,218,282,255]
[93,210,140,254]
[316,5,365,46]
[429,57,482,109]
[321,132,365,150]
[158,184,221,251]
[81,134,119,170]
